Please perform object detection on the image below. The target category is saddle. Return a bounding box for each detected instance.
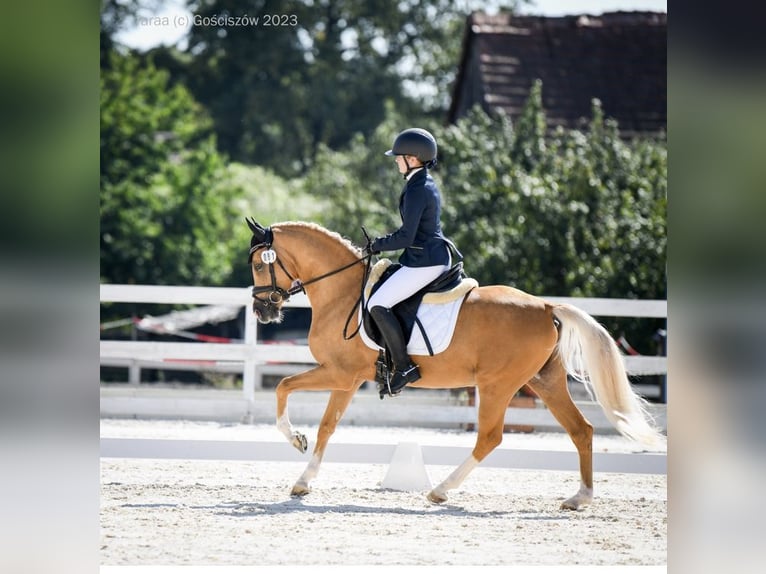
[362,260,469,353]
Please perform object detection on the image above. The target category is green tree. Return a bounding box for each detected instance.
[100,51,241,286]
[510,79,547,171]
[176,0,522,175]
[101,0,141,66]
[225,161,329,286]
[439,91,667,304]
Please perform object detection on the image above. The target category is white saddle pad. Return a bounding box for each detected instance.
[359,260,477,356]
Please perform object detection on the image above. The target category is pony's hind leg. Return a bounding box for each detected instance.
[290,388,357,496]
[526,355,594,510]
[428,382,513,504]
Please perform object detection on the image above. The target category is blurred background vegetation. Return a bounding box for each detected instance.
[100,0,666,352]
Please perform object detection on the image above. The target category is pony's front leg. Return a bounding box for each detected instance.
[274,366,359,496]
[290,388,357,496]
[275,366,331,453]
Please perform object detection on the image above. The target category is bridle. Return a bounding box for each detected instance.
[248,227,373,338]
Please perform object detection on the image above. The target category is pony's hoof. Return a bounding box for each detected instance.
[291,432,308,453]
[560,495,591,511]
[291,483,310,497]
[427,490,447,504]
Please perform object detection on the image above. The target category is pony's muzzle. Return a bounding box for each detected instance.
[252,296,283,324]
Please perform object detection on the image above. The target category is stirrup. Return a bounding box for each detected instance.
[379,363,420,399]
[377,374,396,400]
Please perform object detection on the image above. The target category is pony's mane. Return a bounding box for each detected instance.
[273,221,362,256]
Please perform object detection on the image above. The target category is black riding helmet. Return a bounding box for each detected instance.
[384,128,437,168]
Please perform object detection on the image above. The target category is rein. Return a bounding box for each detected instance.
[249,227,373,338]
[342,255,373,341]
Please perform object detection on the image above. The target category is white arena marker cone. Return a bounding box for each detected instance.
[381,441,432,491]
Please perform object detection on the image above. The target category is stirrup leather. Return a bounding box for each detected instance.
[374,350,389,386]
[375,350,395,398]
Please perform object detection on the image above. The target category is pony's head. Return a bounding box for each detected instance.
[246,217,289,324]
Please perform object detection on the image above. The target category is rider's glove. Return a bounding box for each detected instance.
[363,239,380,257]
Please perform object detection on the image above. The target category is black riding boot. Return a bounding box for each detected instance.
[369,306,421,395]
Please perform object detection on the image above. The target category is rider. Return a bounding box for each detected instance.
[366,128,456,395]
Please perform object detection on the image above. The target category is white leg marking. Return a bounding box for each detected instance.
[430,455,479,500]
[297,454,322,486]
[561,480,594,510]
[276,413,293,442]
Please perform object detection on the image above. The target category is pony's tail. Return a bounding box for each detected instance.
[552,303,665,448]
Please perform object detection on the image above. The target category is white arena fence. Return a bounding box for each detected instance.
[100,284,667,431]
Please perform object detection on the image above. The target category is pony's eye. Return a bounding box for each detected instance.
[254,263,264,272]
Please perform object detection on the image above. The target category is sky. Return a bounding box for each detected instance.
[115,0,668,51]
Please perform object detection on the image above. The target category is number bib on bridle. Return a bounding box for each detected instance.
[260,249,277,264]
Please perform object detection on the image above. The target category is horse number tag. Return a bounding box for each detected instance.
[261,249,277,264]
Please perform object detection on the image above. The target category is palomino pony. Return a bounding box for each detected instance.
[246,219,664,510]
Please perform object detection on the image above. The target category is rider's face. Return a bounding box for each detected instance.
[395,155,421,174]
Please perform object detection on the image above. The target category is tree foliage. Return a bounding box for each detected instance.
[301,101,418,243]
[174,0,521,176]
[440,90,667,302]
[100,51,241,286]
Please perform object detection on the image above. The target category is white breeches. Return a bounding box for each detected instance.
[367,263,450,309]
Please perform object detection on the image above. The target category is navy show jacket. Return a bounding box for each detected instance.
[371,169,451,268]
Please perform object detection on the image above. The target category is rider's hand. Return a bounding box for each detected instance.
[363,239,380,257]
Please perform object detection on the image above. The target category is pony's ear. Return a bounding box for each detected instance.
[245,217,266,237]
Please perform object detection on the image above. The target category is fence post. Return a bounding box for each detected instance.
[242,302,259,422]
[654,328,667,404]
[128,317,141,385]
